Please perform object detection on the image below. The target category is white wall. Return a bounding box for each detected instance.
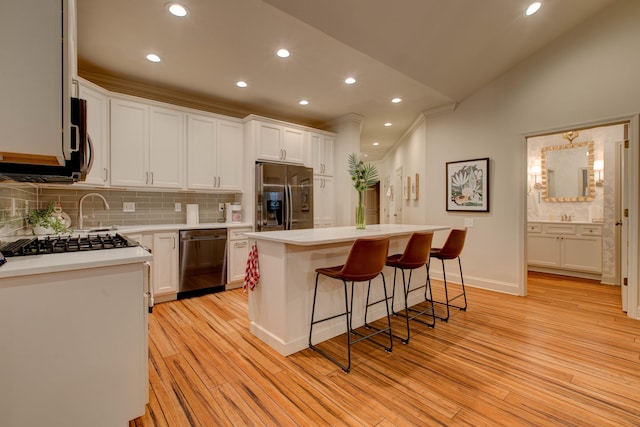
[381,0,640,301]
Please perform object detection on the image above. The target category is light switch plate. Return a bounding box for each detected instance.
[123,202,136,213]
[464,218,474,228]
[175,202,181,212]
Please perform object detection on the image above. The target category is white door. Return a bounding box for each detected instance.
[392,167,403,224]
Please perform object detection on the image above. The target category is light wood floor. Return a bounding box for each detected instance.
[130,272,640,426]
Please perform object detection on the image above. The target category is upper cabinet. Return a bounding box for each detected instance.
[78,79,109,186]
[0,0,77,166]
[310,133,335,176]
[110,97,184,189]
[248,119,306,164]
[187,115,243,192]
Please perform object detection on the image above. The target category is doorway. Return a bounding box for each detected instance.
[525,121,629,310]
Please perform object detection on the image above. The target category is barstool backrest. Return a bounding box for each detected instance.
[397,232,434,269]
[339,236,390,282]
[435,228,467,260]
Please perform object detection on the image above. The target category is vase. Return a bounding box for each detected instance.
[355,191,366,229]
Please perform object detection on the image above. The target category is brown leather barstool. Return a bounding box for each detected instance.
[308,236,391,373]
[428,228,468,322]
[385,231,435,344]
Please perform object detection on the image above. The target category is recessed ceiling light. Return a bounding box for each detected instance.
[525,2,542,16]
[146,53,161,63]
[299,100,309,106]
[391,97,402,103]
[168,3,188,17]
[276,48,290,58]
[384,122,392,127]
[372,142,380,146]
[344,77,356,85]
[236,81,248,88]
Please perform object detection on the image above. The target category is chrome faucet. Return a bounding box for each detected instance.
[77,193,110,230]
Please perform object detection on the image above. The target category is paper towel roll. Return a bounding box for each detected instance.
[186,204,199,225]
[225,203,232,223]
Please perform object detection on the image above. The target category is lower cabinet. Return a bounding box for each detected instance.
[126,231,179,301]
[228,227,251,288]
[528,222,602,274]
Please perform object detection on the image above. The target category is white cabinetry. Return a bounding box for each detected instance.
[310,133,335,176]
[249,119,306,164]
[152,232,179,297]
[314,176,335,228]
[187,114,243,191]
[528,222,602,275]
[0,0,76,165]
[78,79,109,186]
[110,97,184,189]
[228,227,251,287]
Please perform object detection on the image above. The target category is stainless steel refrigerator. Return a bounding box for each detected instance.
[255,163,314,231]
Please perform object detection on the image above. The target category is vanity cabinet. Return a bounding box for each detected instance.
[528,222,602,274]
[187,114,243,191]
[110,97,184,189]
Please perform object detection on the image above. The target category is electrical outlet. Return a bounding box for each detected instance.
[175,202,181,212]
[123,202,136,213]
[464,218,474,228]
[219,203,225,212]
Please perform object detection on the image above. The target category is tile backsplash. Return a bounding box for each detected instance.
[0,184,240,237]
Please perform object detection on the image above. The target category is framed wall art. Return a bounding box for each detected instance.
[446,157,490,212]
[412,173,419,200]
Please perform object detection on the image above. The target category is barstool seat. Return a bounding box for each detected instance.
[428,228,468,321]
[308,236,391,373]
[385,231,435,344]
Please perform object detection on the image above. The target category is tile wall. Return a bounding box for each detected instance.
[0,184,239,237]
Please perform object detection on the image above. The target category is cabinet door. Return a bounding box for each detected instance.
[229,239,249,282]
[313,176,335,228]
[186,114,216,190]
[321,136,334,176]
[561,236,602,273]
[152,232,178,295]
[527,234,561,268]
[110,98,149,187]
[282,127,305,164]
[149,106,184,188]
[78,82,109,186]
[217,119,244,191]
[256,122,283,162]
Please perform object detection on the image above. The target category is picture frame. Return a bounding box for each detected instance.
[404,176,410,200]
[412,173,419,200]
[446,157,490,212]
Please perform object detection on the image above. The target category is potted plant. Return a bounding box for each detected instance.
[27,201,70,235]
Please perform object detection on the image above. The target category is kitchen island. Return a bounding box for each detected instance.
[0,246,153,427]
[244,224,449,356]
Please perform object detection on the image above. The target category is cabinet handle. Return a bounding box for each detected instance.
[145,172,149,184]
[235,241,248,248]
[284,149,287,159]
[151,172,154,185]
[103,168,108,182]
[218,176,221,188]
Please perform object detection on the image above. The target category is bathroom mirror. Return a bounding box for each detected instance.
[541,141,595,202]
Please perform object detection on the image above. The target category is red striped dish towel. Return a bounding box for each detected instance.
[243,243,260,293]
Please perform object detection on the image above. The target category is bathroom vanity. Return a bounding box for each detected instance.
[527,221,602,278]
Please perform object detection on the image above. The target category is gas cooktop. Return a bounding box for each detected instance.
[0,233,136,257]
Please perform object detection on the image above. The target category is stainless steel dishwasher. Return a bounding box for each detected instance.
[178,229,227,299]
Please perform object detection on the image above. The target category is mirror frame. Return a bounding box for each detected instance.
[541,141,595,202]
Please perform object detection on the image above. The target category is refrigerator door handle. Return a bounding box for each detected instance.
[285,184,292,229]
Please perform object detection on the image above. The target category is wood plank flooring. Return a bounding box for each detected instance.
[130,272,640,426]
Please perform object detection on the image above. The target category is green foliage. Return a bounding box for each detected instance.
[347,153,379,192]
[27,201,69,234]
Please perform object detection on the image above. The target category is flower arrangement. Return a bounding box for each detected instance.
[347,153,378,229]
[27,201,69,235]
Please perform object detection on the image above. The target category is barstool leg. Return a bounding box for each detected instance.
[457,257,468,311]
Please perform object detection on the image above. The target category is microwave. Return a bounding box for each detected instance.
[0,97,92,183]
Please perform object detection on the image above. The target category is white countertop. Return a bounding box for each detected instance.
[528,220,603,225]
[0,246,153,280]
[244,224,449,246]
[103,222,253,234]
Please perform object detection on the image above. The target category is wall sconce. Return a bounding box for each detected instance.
[530,165,542,189]
[594,160,604,186]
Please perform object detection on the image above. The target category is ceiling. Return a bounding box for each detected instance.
[77,0,615,161]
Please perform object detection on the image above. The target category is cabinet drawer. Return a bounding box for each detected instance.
[229,227,252,240]
[579,226,602,236]
[544,224,576,234]
[527,223,542,233]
